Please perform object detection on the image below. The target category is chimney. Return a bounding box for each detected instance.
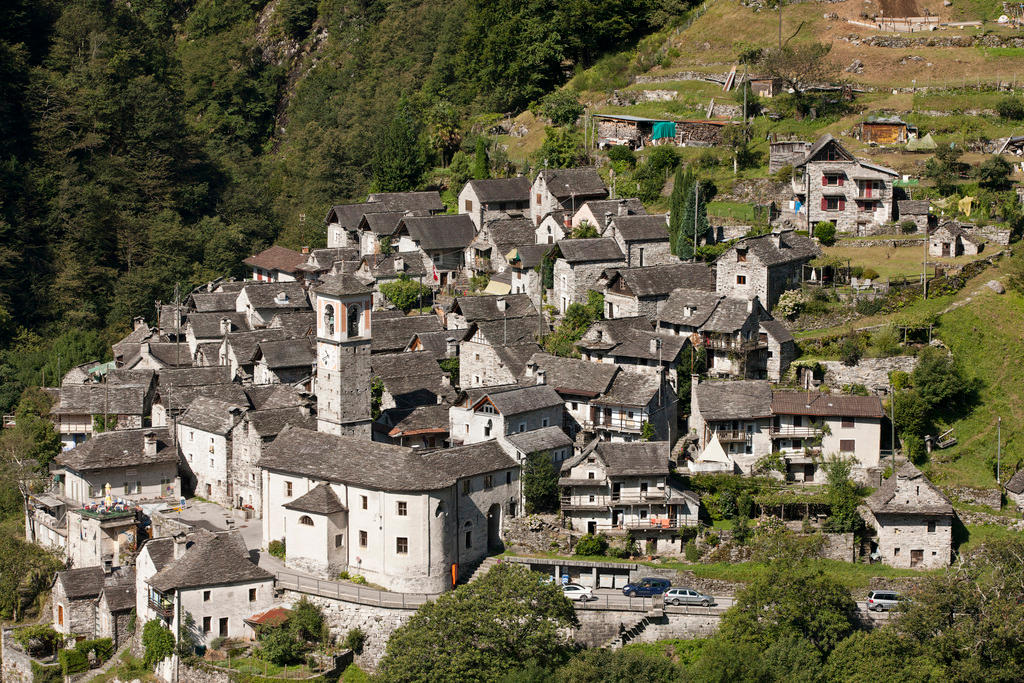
[299,404,311,418]
[496,297,507,312]
[220,317,231,335]
[771,230,783,248]
[691,373,700,396]
[133,316,146,331]
[650,337,661,355]
[445,336,457,358]
[524,361,535,378]
[143,431,158,456]
[563,215,572,229]
[274,291,289,305]
[604,211,614,229]
[618,199,628,215]
[394,254,404,272]
[172,532,189,559]
[302,246,310,255]
[746,298,754,313]
[535,368,547,385]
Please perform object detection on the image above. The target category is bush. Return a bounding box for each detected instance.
[695,150,720,169]
[533,90,584,126]
[771,164,794,183]
[855,298,883,315]
[380,276,432,312]
[840,335,862,367]
[350,574,367,585]
[209,636,226,651]
[996,96,1024,120]
[344,628,367,654]
[268,540,286,559]
[900,219,918,234]
[31,661,62,683]
[143,620,175,669]
[258,626,302,666]
[814,221,837,246]
[684,540,700,562]
[78,638,114,662]
[59,646,90,676]
[574,533,609,556]
[860,267,879,280]
[606,145,636,168]
[607,546,630,559]
[13,625,63,657]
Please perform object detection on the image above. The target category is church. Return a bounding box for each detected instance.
[259,272,520,592]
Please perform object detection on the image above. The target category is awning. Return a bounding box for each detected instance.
[652,121,677,140]
[483,280,512,295]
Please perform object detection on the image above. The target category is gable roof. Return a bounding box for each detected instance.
[796,134,855,166]
[477,383,563,416]
[451,293,537,323]
[484,218,536,255]
[245,406,316,437]
[576,316,653,351]
[57,428,177,472]
[366,191,444,213]
[493,342,543,377]
[239,282,309,310]
[325,202,393,229]
[149,531,272,592]
[538,168,607,199]
[243,246,306,274]
[225,329,290,365]
[178,396,246,435]
[284,483,347,515]
[897,200,930,216]
[701,297,762,334]
[659,289,729,327]
[400,215,476,250]
[256,339,315,370]
[142,342,193,368]
[372,313,443,353]
[562,440,670,477]
[604,329,687,362]
[186,312,251,338]
[504,426,573,454]
[406,328,469,359]
[866,462,954,516]
[723,230,821,268]
[576,199,646,231]
[57,567,105,600]
[52,383,149,417]
[268,311,315,337]
[770,391,885,418]
[158,383,249,413]
[610,214,670,242]
[358,211,407,236]
[471,316,545,347]
[507,244,554,269]
[695,380,773,421]
[372,351,453,404]
[466,177,532,203]
[191,291,239,313]
[261,426,516,490]
[591,369,661,408]
[556,238,624,264]
[359,253,428,279]
[608,263,714,299]
[760,319,795,344]
[244,384,308,410]
[523,352,618,397]
[386,403,452,438]
[312,272,374,298]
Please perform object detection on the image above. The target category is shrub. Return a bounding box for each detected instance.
[143,620,175,669]
[350,574,367,585]
[774,289,804,318]
[840,335,862,366]
[771,164,794,183]
[58,644,89,676]
[268,540,286,559]
[13,625,62,657]
[258,626,302,666]
[900,219,918,234]
[606,144,636,168]
[855,298,883,316]
[574,533,609,556]
[736,491,754,518]
[380,276,432,312]
[684,540,700,562]
[290,597,327,644]
[996,96,1024,120]
[278,0,318,40]
[77,638,113,662]
[814,221,837,246]
[31,661,61,683]
[343,628,367,654]
[695,150,719,169]
[733,515,752,544]
[209,636,226,652]
[860,267,879,280]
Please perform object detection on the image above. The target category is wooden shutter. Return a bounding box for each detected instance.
[839,198,846,210]
[838,175,844,186]
[821,174,827,186]
[820,197,827,211]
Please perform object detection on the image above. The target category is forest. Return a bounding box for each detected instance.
[0,0,688,413]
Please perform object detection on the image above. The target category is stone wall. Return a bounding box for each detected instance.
[574,610,721,648]
[820,356,918,394]
[294,593,416,671]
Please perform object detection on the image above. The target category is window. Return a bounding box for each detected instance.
[203,591,211,602]
[517,422,525,433]
[894,547,900,557]
[299,515,314,526]
[484,419,492,437]
[822,173,844,186]
[736,275,747,285]
[587,471,595,479]
[249,588,257,602]
[927,520,936,533]
[542,417,549,427]
[841,418,854,428]
[285,481,292,497]
[737,250,747,263]
[348,304,361,336]
[359,530,368,547]
[189,431,194,441]
[335,534,344,547]
[323,304,335,334]
[484,475,493,489]
[465,531,472,548]
[464,199,473,212]
[823,196,844,211]
[506,471,512,485]
[571,402,578,411]
[462,480,471,495]
[396,537,408,554]
[397,501,407,516]
[839,439,855,453]
[203,616,211,633]
[219,618,228,638]
[536,193,542,203]
[361,495,368,510]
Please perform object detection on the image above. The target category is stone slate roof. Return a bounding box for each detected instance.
[771,391,885,418]
[796,134,855,166]
[57,428,177,472]
[386,403,452,437]
[725,230,821,267]
[158,383,249,413]
[225,329,289,365]
[897,200,930,216]
[297,247,359,273]
[608,263,714,299]
[107,369,156,387]
[493,343,543,378]
[508,244,554,269]
[701,297,759,334]
[179,396,246,435]
[100,579,136,612]
[659,289,729,327]
[261,426,515,491]
[359,212,407,236]
[186,312,251,338]
[576,199,646,230]
[459,383,524,407]
[257,339,315,370]
[610,214,670,242]
[760,319,794,344]
[246,406,316,437]
[366,191,444,213]
[143,343,193,368]
[1005,469,1024,495]
[523,352,618,397]
[159,304,186,334]
[268,312,315,337]
[360,253,427,279]
[472,316,545,348]
[538,168,607,199]
[466,177,532,203]
[52,383,148,416]
[325,202,391,229]
[866,463,954,516]
[191,291,238,313]
[562,440,671,478]
[485,218,536,255]
[591,369,661,408]
[372,351,453,404]
[142,537,176,572]
[478,384,563,415]
[504,426,573,454]
[243,246,306,274]
[57,566,105,600]
[372,313,443,353]
[284,484,347,515]
[451,293,537,323]
[240,282,309,310]
[695,380,773,421]
[557,238,624,264]
[149,531,272,592]
[576,316,653,351]
[400,215,476,250]
[606,329,687,362]
[406,329,468,358]
[244,384,307,410]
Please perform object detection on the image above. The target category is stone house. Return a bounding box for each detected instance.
[52,566,134,645]
[219,329,290,379]
[560,440,700,554]
[505,244,551,310]
[24,493,68,557]
[535,211,569,245]
[177,396,248,505]
[355,253,428,308]
[49,371,155,449]
[530,168,608,226]
[465,218,535,276]
[572,198,646,234]
[136,530,274,646]
[243,245,306,283]
[449,383,565,447]
[353,213,406,257]
[65,506,140,570]
[1004,469,1024,510]
[791,134,900,235]
[252,338,315,385]
[230,404,316,514]
[96,576,136,648]
[458,316,543,389]
[896,200,931,233]
[371,351,455,410]
[294,246,360,282]
[714,229,821,310]
[235,282,310,329]
[124,341,194,370]
[365,191,446,215]
[929,221,984,257]
[588,368,677,443]
[446,293,538,331]
[688,378,774,474]
[371,311,444,354]
[601,263,713,321]
[379,403,451,449]
[259,426,519,591]
[325,202,395,249]
[768,139,811,174]
[862,463,954,569]
[394,215,477,287]
[603,214,674,268]
[184,311,251,355]
[458,177,532,229]
[760,320,798,382]
[520,353,618,440]
[575,318,687,393]
[150,366,240,427]
[552,238,625,314]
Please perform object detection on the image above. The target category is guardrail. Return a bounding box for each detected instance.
[274,571,441,609]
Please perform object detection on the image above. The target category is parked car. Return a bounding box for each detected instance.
[866,590,902,611]
[664,587,714,607]
[562,584,594,602]
[622,577,671,597]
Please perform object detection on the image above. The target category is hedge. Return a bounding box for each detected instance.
[77,637,114,662]
[58,647,89,676]
[31,660,62,683]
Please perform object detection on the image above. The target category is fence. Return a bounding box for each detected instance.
[275,571,440,609]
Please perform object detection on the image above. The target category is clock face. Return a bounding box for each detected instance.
[320,346,335,370]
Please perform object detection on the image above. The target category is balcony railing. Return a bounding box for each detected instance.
[770,425,822,439]
[148,597,173,619]
[591,515,699,533]
[701,337,767,352]
[713,429,750,443]
[580,416,645,432]
[561,491,673,507]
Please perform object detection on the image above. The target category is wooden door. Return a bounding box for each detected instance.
[910,549,923,567]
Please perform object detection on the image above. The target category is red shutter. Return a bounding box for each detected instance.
[839,198,846,210]
[821,197,827,211]
[821,175,827,186]
[838,176,844,186]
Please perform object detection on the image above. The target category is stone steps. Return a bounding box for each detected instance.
[462,556,501,584]
[601,612,656,650]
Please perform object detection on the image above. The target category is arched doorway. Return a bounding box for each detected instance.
[487,504,502,552]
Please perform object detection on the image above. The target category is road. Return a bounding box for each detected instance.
[577,588,885,617]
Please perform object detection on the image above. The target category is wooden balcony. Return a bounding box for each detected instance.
[770,425,821,439]
[713,429,750,443]
[148,597,173,619]
[561,491,673,508]
[701,337,767,352]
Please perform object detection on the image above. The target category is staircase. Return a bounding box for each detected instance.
[601,609,663,650]
[460,556,501,585]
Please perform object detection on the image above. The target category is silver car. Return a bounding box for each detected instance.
[664,587,714,606]
[866,590,902,611]
[562,584,594,602]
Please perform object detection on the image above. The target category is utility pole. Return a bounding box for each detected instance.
[890,384,897,470]
[692,180,699,262]
[997,416,1002,484]
[922,232,928,299]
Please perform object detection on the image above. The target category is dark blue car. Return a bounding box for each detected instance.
[622,577,671,597]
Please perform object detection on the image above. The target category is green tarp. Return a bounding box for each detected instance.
[652,121,676,140]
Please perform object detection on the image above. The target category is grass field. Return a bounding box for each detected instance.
[822,243,989,279]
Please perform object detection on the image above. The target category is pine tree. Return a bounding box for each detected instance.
[668,166,692,256]
[472,137,490,179]
[372,97,426,192]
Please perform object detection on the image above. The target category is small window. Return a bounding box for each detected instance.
[465,531,472,549]
[203,591,211,602]
[359,530,368,547]
[823,173,843,186]
[839,439,855,453]
[841,418,854,428]
[542,417,549,427]
[396,537,408,554]
[285,481,292,497]
[361,495,368,510]
[299,515,314,526]
[462,480,471,495]
[506,471,512,485]
[927,520,936,533]
[397,501,407,516]
[484,475,493,490]
[249,588,257,602]
[737,250,747,263]
[464,199,473,212]
[824,196,843,211]
[335,533,344,547]
[587,471,595,479]
[736,275,747,285]
[517,422,525,433]
[203,616,211,633]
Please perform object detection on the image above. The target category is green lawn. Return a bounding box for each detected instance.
[341,664,373,682]
[822,244,988,280]
[955,523,1022,556]
[209,656,324,678]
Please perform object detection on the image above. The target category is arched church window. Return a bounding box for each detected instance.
[323,304,335,334]
[348,303,361,336]
[299,515,314,526]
